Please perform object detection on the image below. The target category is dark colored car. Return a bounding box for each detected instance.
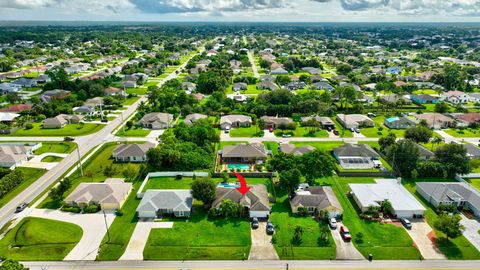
[340,226,352,241]
[101,118,108,123]
[354,128,360,133]
[266,221,275,235]
[400,218,412,230]
[64,136,75,141]
[333,130,340,136]
[251,217,259,229]
[15,202,28,213]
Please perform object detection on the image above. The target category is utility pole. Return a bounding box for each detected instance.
[121,113,125,134]
[103,210,111,242]
[76,146,83,176]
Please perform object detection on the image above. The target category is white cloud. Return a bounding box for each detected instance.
[129,0,292,13]
[0,0,58,9]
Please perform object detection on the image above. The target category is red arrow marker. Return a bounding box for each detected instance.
[233,172,250,195]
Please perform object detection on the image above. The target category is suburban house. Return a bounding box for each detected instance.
[136,189,193,218]
[73,106,95,115]
[256,81,279,91]
[0,112,20,124]
[184,113,208,125]
[312,82,334,91]
[104,87,124,96]
[219,142,267,164]
[290,184,343,218]
[0,104,33,113]
[416,144,435,160]
[40,89,71,102]
[441,91,470,104]
[350,179,426,218]
[112,142,156,162]
[12,78,38,88]
[259,116,294,129]
[414,113,456,129]
[462,143,480,159]
[453,113,480,126]
[332,143,381,170]
[380,94,412,104]
[0,143,40,169]
[64,178,132,210]
[220,115,252,130]
[212,185,271,218]
[279,143,315,156]
[138,113,174,130]
[410,94,439,104]
[336,114,375,129]
[0,83,21,94]
[270,67,288,75]
[232,82,247,92]
[383,116,416,129]
[301,116,335,130]
[417,182,480,218]
[181,82,197,93]
[43,114,84,129]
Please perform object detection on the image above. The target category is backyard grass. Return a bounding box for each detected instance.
[0,167,45,208]
[0,217,82,261]
[34,142,77,155]
[229,126,262,138]
[402,178,480,259]
[412,89,438,95]
[41,156,63,162]
[270,197,336,260]
[264,141,279,155]
[291,141,344,152]
[39,142,142,209]
[11,123,105,137]
[467,178,480,191]
[360,116,405,138]
[143,205,251,260]
[115,126,151,137]
[142,177,196,191]
[327,176,422,260]
[444,128,480,138]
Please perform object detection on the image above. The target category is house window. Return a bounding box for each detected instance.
[307,207,315,212]
[166,209,173,214]
[177,211,184,217]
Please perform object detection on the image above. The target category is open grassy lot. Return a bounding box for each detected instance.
[402,178,480,259]
[126,87,148,95]
[0,217,82,261]
[327,176,422,260]
[444,128,480,138]
[142,177,196,191]
[229,126,262,137]
[34,142,76,155]
[143,205,251,260]
[0,168,45,208]
[275,126,329,138]
[360,116,405,138]
[291,141,344,152]
[115,126,151,137]
[11,123,105,137]
[39,142,142,209]
[41,156,63,162]
[270,197,336,260]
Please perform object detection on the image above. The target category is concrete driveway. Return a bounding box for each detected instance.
[403,219,446,260]
[119,221,173,261]
[460,214,480,252]
[330,223,364,260]
[29,208,116,261]
[248,222,279,260]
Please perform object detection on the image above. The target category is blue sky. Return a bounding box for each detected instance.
[0,0,479,22]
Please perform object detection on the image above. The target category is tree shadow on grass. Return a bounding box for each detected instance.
[436,237,462,259]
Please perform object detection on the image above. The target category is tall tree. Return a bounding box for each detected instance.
[191,178,217,208]
[404,125,433,143]
[434,143,470,178]
[386,139,420,178]
[434,213,464,240]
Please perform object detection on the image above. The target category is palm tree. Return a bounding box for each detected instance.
[431,137,445,150]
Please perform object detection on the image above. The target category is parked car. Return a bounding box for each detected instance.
[327,126,332,132]
[354,128,360,133]
[268,127,274,133]
[328,218,337,229]
[282,134,292,138]
[101,118,108,123]
[15,202,28,213]
[64,136,75,141]
[266,221,275,235]
[224,128,230,134]
[251,217,259,229]
[340,225,352,241]
[333,130,339,136]
[400,218,412,230]
[350,128,355,132]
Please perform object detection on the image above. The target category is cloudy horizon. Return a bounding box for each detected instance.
[0,0,479,22]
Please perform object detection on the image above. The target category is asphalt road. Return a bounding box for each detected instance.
[20,259,480,270]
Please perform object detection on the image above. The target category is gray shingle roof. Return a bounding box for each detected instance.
[137,189,193,212]
[212,185,270,212]
[221,142,267,158]
[333,143,378,158]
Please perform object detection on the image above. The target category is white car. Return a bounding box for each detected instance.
[328,218,337,229]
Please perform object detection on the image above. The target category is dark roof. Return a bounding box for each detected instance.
[333,143,378,158]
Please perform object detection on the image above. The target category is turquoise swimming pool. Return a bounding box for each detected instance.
[227,164,250,170]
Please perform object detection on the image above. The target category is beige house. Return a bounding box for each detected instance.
[138,113,174,130]
[64,178,132,210]
[290,185,343,218]
[336,114,374,129]
[112,142,156,162]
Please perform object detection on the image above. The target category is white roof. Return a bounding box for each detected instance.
[349,179,425,212]
[0,112,20,121]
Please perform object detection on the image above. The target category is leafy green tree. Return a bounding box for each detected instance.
[299,149,336,182]
[434,213,464,240]
[0,259,29,270]
[386,139,419,178]
[218,199,242,218]
[279,169,301,194]
[197,71,227,94]
[268,152,297,172]
[191,177,216,207]
[404,125,433,143]
[378,132,397,152]
[434,143,470,178]
[434,102,449,113]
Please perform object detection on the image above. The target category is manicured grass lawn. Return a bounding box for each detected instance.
[34,142,76,154]
[264,141,279,155]
[270,197,336,260]
[276,127,329,138]
[360,116,405,138]
[412,89,438,95]
[0,217,82,260]
[467,178,480,191]
[126,87,147,95]
[229,126,262,137]
[41,156,63,162]
[39,143,141,209]
[143,205,251,260]
[115,126,151,137]
[327,176,422,260]
[122,96,140,105]
[11,123,105,137]
[402,178,480,259]
[292,141,344,152]
[332,118,353,138]
[444,128,480,138]
[0,168,45,208]
[97,180,142,260]
[142,177,196,191]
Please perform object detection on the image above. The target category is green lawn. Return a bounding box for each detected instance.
[115,126,151,137]
[126,87,148,95]
[11,123,105,137]
[143,205,251,260]
[39,143,142,209]
[360,116,405,138]
[467,178,480,191]
[142,177,196,191]
[275,126,329,138]
[270,197,336,260]
[402,178,480,259]
[0,217,82,261]
[0,168,46,208]
[41,156,63,162]
[327,176,422,260]
[229,126,262,137]
[444,128,480,138]
[264,141,280,155]
[332,118,353,138]
[291,141,344,152]
[412,89,438,95]
[122,96,140,105]
[34,142,77,155]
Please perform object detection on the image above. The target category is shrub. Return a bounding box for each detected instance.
[25,123,33,130]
